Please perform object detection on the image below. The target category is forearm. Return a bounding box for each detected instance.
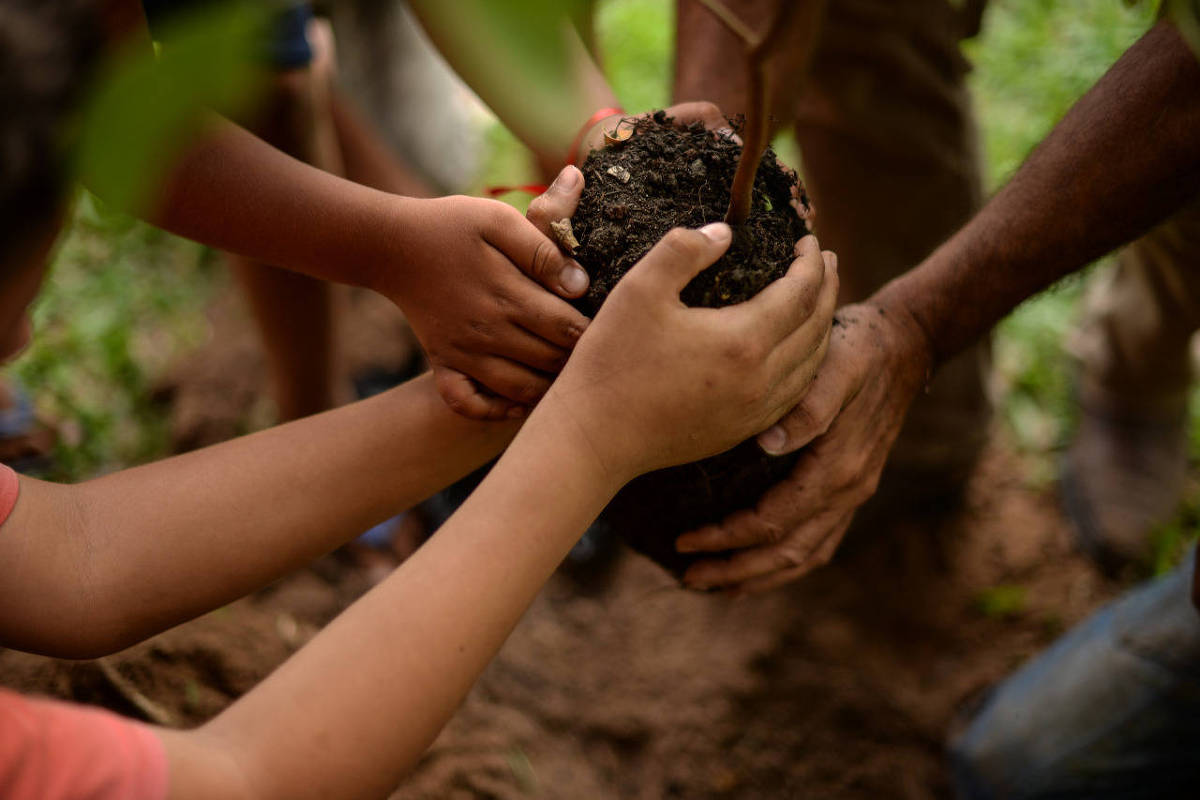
[876,21,1200,367]
[0,374,516,657]
[409,0,618,168]
[149,115,425,295]
[168,405,622,800]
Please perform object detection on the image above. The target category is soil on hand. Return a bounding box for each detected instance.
[570,112,811,575]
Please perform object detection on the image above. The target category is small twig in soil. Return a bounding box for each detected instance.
[550,218,581,253]
[695,0,800,225]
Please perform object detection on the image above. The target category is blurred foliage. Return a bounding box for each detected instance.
[975,584,1028,619]
[1149,495,1200,576]
[965,0,1156,487]
[12,191,216,480]
[76,0,270,213]
[1168,0,1200,54]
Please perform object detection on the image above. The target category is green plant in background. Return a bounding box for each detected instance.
[13,192,216,481]
[3,1,269,480]
[965,0,1157,482]
[975,583,1028,619]
[1149,495,1200,576]
[75,0,270,214]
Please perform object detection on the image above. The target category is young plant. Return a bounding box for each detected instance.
[695,0,799,225]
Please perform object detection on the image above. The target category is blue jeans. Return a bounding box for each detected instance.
[950,551,1200,799]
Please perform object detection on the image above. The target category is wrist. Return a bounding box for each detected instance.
[355,193,428,301]
[529,387,639,493]
[864,281,936,387]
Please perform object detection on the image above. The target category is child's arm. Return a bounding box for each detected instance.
[95,0,591,419]
[409,1,732,175]
[149,120,592,417]
[0,373,515,659]
[157,224,838,799]
[0,171,592,659]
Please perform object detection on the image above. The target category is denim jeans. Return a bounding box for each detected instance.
[950,551,1200,798]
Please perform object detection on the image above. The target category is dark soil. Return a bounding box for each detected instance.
[570,112,811,575]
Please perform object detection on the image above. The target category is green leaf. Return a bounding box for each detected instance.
[74,1,271,213]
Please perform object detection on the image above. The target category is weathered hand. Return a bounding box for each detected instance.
[390,176,592,420]
[675,301,933,593]
[546,228,837,483]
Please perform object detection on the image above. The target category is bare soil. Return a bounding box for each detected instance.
[0,280,1122,799]
[571,113,812,575]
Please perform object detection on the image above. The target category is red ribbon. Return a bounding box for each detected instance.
[484,106,626,198]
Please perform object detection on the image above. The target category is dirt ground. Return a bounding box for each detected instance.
[0,285,1121,799]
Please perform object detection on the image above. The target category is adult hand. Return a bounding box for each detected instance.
[546,227,838,484]
[389,173,591,420]
[675,301,933,594]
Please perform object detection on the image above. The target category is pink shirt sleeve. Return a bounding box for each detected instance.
[0,688,168,800]
[0,464,19,527]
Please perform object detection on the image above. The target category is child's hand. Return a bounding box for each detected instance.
[391,179,591,420]
[543,225,838,483]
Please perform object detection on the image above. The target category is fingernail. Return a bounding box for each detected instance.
[758,425,787,455]
[559,264,589,295]
[507,405,528,419]
[554,166,580,190]
[676,539,697,553]
[699,222,731,244]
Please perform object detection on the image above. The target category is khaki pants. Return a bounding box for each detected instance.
[675,0,991,493]
[1072,194,1200,418]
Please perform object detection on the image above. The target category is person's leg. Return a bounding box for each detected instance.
[675,0,991,507]
[231,7,345,422]
[950,552,1200,799]
[793,0,992,501]
[1064,195,1200,572]
[231,62,342,420]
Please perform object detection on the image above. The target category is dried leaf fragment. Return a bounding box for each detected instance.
[606,164,631,183]
[550,218,580,253]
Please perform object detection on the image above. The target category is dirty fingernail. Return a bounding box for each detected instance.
[699,222,731,244]
[758,425,787,454]
[559,264,589,295]
[554,166,580,190]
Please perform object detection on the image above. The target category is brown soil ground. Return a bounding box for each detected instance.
[0,282,1122,799]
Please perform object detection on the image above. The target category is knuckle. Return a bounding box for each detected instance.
[530,240,562,280]
[526,193,549,221]
[811,546,834,568]
[831,463,859,490]
[760,519,787,545]
[518,382,545,403]
[775,546,804,570]
[484,199,517,230]
[467,317,494,339]
[722,336,764,368]
[792,276,822,319]
[661,227,701,259]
